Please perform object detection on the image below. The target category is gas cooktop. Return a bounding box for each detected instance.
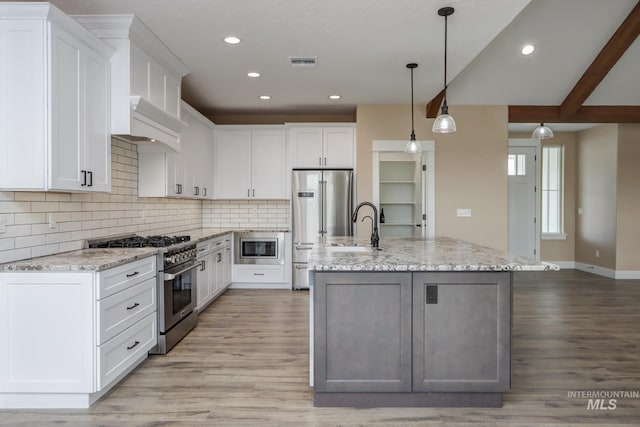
[87,235,191,248]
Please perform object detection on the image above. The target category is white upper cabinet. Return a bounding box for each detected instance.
[0,3,113,192]
[289,125,355,168]
[214,127,287,199]
[138,101,214,199]
[73,15,189,153]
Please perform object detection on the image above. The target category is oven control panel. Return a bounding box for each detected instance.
[164,245,197,267]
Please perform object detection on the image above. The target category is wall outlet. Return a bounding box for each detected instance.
[48,214,57,230]
[456,208,472,217]
[595,249,600,258]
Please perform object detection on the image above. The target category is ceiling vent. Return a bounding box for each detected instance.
[289,56,318,67]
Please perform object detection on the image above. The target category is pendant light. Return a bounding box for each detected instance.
[531,123,554,139]
[404,63,422,153]
[432,6,456,134]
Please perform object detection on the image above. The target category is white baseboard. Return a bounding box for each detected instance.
[575,262,616,279]
[545,262,640,280]
[548,261,576,269]
[229,282,291,289]
[614,270,640,280]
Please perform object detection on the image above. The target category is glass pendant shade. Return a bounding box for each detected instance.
[404,137,422,153]
[432,105,457,133]
[432,7,457,134]
[531,123,554,139]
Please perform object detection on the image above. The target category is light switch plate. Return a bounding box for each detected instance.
[456,208,472,217]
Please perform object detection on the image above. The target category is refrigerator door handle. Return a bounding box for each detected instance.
[319,179,327,235]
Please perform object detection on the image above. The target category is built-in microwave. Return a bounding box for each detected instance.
[234,232,285,265]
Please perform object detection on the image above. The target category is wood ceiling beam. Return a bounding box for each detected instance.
[559,1,640,120]
[509,105,640,123]
[425,89,445,118]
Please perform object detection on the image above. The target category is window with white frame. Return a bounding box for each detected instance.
[541,145,564,236]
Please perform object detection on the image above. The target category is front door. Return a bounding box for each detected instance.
[508,146,538,259]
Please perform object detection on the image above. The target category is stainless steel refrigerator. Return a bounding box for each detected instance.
[291,169,354,289]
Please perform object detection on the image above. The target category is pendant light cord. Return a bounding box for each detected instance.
[443,13,449,111]
[444,14,448,96]
[410,66,415,140]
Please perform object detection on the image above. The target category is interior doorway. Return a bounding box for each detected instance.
[508,140,540,259]
[372,140,435,239]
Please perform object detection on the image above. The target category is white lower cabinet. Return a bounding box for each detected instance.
[232,265,285,283]
[196,234,232,312]
[0,256,157,408]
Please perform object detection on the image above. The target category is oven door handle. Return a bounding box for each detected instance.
[163,262,200,281]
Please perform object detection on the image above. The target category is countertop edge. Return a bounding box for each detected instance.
[0,227,290,272]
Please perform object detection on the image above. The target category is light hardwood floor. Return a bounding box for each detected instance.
[2,270,639,426]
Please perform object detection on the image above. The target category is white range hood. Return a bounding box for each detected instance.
[74,15,189,152]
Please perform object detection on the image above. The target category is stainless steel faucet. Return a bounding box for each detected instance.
[352,202,380,247]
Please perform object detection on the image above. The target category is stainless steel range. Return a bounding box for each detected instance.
[87,234,198,354]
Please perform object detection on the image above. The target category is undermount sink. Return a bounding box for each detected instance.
[326,246,379,253]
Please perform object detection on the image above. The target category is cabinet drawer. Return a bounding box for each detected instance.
[98,256,156,299]
[97,313,157,390]
[211,235,228,250]
[233,264,284,283]
[196,240,212,256]
[97,278,157,344]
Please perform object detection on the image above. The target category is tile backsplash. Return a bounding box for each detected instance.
[0,139,290,264]
[202,199,290,229]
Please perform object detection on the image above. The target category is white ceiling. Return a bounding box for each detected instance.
[32,0,640,120]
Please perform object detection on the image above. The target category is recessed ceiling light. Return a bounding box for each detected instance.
[521,44,535,55]
[259,95,271,100]
[224,36,241,44]
[329,95,341,100]
[247,72,261,78]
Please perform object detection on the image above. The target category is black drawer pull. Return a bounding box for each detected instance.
[126,302,140,310]
[253,273,265,276]
[126,271,139,278]
[127,341,140,350]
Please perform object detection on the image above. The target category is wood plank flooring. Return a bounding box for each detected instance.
[2,270,640,426]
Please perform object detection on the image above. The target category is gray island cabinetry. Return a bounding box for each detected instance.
[309,237,557,408]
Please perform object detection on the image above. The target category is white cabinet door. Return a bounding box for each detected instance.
[223,245,232,287]
[290,127,323,168]
[200,133,214,199]
[323,127,354,168]
[214,130,252,199]
[190,113,214,199]
[196,254,211,310]
[289,126,354,168]
[0,19,47,189]
[49,24,112,192]
[0,10,111,193]
[251,129,287,199]
[83,46,111,192]
[215,128,286,199]
[49,24,83,191]
[0,273,95,393]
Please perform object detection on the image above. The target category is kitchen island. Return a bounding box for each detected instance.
[308,237,558,408]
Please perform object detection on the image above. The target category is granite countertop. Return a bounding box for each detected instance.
[0,227,290,272]
[308,236,560,272]
[185,227,289,243]
[0,248,159,272]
